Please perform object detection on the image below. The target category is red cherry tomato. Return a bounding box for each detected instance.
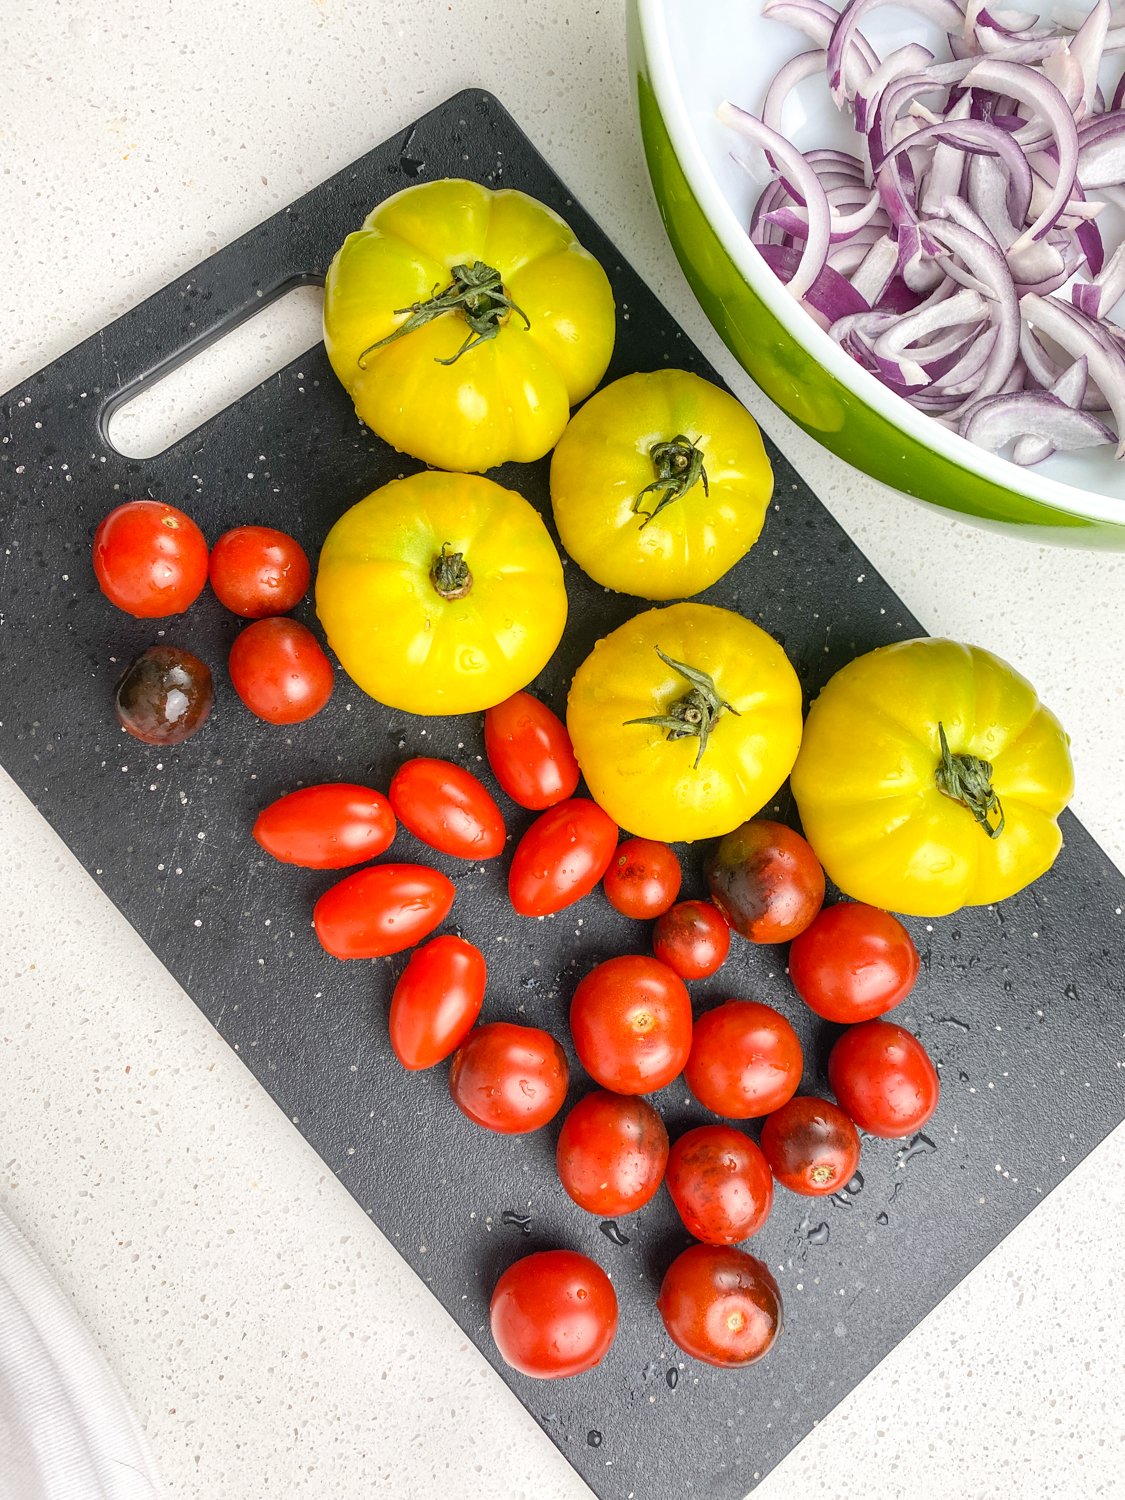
[228,617,334,724]
[665,1125,774,1245]
[208,525,310,618]
[508,798,618,917]
[555,1092,669,1216]
[789,903,920,1023]
[389,935,487,1070]
[657,1245,782,1368]
[388,758,505,860]
[484,690,580,810]
[313,863,454,959]
[652,900,731,980]
[602,838,682,920]
[685,1000,803,1119]
[569,955,692,1095]
[252,783,395,869]
[705,819,825,943]
[759,1096,861,1196]
[449,1022,569,1134]
[92,500,208,618]
[490,1250,618,1378]
[828,1021,939,1139]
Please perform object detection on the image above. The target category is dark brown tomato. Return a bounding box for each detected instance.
[705,819,825,943]
[759,1095,861,1196]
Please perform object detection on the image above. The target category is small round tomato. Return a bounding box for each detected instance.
[484,690,580,810]
[657,1244,782,1368]
[665,1125,773,1245]
[508,798,618,917]
[114,645,213,745]
[208,525,310,618]
[788,903,920,1023]
[228,617,334,724]
[569,956,692,1095]
[313,863,454,959]
[686,1000,802,1119]
[389,758,505,860]
[490,1249,618,1378]
[449,1022,568,1134]
[652,900,731,980]
[253,783,395,869]
[603,838,682,920]
[389,935,486,1069]
[705,819,825,943]
[759,1096,861,1196]
[93,500,208,618]
[828,1022,939,1139]
[555,1092,669,1216]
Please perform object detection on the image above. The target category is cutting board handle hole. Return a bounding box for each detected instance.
[101,276,325,459]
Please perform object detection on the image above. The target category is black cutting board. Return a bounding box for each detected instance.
[2,89,1122,1500]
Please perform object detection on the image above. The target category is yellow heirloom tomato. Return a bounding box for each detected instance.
[323,179,616,472]
[550,370,773,599]
[567,603,802,843]
[790,639,1074,918]
[315,471,567,716]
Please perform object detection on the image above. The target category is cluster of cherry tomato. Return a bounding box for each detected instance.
[248,685,939,1377]
[92,497,334,737]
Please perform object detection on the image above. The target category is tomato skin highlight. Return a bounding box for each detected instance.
[666,1125,774,1245]
[759,1096,861,1196]
[449,1022,569,1134]
[228,617,334,725]
[705,818,825,943]
[490,1249,618,1378]
[508,798,618,917]
[603,838,682,919]
[828,1021,939,1139]
[570,955,693,1095]
[208,526,310,618]
[652,900,731,980]
[685,999,803,1119]
[657,1244,782,1368]
[253,784,395,869]
[555,1092,669,1216]
[388,758,505,860]
[313,863,454,959]
[484,691,580,810]
[389,935,487,1070]
[788,903,920,1023]
[93,500,208,618]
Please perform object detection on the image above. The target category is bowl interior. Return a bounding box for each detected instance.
[655,0,1125,516]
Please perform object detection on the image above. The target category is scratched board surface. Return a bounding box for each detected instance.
[2,90,1123,1500]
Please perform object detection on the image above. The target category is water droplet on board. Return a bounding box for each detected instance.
[501,1211,532,1235]
[399,126,426,176]
[666,1367,679,1390]
[1063,982,1080,1003]
[897,1132,937,1167]
[934,1016,971,1032]
[958,1069,970,1083]
[587,1430,603,1448]
[876,1211,890,1226]
[600,1220,630,1246]
[830,1170,865,1208]
[804,1222,830,1247]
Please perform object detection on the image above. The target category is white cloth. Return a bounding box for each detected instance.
[0,1210,164,1500]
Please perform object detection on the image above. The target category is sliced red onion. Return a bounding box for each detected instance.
[1076,114,1125,187]
[961,60,1080,246]
[762,50,828,132]
[1070,0,1111,115]
[849,233,901,302]
[720,104,832,300]
[755,243,872,326]
[854,43,935,134]
[761,0,878,91]
[766,190,885,242]
[960,390,1114,451]
[1021,292,1125,451]
[1072,237,1125,315]
[826,0,966,103]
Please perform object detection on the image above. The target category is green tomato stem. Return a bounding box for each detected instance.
[430,543,473,600]
[934,721,1005,839]
[632,435,708,529]
[624,647,738,769]
[356,260,530,368]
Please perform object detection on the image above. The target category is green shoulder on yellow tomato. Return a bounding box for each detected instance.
[550,369,773,600]
[315,470,568,717]
[566,602,803,843]
[790,638,1073,917]
[323,179,616,473]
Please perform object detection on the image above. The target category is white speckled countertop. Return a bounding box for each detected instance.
[2,2,1124,1496]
